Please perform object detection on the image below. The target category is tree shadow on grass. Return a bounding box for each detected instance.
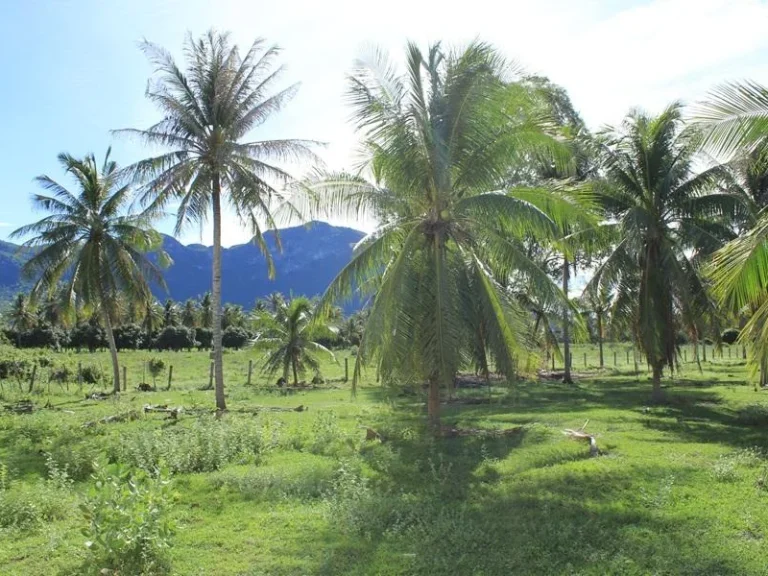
[314,456,754,576]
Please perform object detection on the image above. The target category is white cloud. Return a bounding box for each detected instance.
[0,222,11,227]
[158,0,768,245]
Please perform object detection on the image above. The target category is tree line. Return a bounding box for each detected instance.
[6,30,768,428]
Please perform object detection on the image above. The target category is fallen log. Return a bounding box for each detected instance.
[440,425,523,438]
[231,405,307,414]
[563,420,599,457]
[143,405,181,419]
[3,400,35,414]
[82,410,141,428]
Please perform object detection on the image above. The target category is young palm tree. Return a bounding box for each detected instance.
[11,150,168,392]
[119,30,317,410]
[580,283,613,369]
[589,104,736,401]
[7,293,37,345]
[200,292,213,329]
[253,297,336,385]
[300,42,583,427]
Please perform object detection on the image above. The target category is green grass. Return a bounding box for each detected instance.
[1,344,768,575]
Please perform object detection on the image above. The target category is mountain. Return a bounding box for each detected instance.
[0,222,365,307]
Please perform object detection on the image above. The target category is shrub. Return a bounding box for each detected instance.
[147,358,166,387]
[81,458,175,575]
[222,326,250,349]
[49,366,73,386]
[114,323,145,351]
[80,365,103,385]
[110,415,267,474]
[0,358,30,381]
[722,328,740,345]
[69,322,106,351]
[152,326,197,352]
[195,327,213,350]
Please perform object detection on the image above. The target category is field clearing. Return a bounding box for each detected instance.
[1,345,768,575]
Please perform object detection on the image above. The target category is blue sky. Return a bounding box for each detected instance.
[2,0,768,246]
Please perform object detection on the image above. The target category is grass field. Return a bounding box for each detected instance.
[1,343,768,575]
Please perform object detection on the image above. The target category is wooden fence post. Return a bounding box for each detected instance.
[614,351,617,366]
[344,357,349,382]
[167,365,173,390]
[626,350,630,364]
[208,361,214,389]
[77,362,82,391]
[122,366,127,392]
[247,360,253,386]
[584,353,587,368]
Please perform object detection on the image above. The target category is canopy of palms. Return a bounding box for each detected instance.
[11,150,167,392]
[301,41,589,427]
[253,296,336,385]
[589,103,737,401]
[120,30,318,410]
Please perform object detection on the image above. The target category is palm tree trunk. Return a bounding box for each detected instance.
[428,374,441,431]
[597,312,604,369]
[211,176,227,411]
[562,256,573,384]
[102,308,121,394]
[651,363,665,403]
[292,357,299,386]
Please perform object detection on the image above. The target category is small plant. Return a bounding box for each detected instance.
[80,365,103,386]
[80,458,175,575]
[711,455,739,483]
[147,357,166,388]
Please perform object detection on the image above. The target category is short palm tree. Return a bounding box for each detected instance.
[590,104,736,401]
[301,41,583,427]
[119,30,317,410]
[253,297,336,385]
[11,150,168,392]
[7,293,37,345]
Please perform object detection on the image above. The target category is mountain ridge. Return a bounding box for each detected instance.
[0,222,365,307]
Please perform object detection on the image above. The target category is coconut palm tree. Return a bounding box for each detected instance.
[11,150,168,392]
[253,297,336,385]
[200,292,213,329]
[119,30,317,410]
[181,298,199,328]
[7,293,37,345]
[589,104,737,401]
[580,283,613,369]
[300,41,585,427]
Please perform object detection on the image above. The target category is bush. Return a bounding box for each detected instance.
[114,323,145,351]
[49,366,73,386]
[195,327,213,350]
[147,357,166,387]
[222,326,250,349]
[110,415,267,474]
[69,322,106,352]
[81,458,175,575]
[80,365,103,385]
[152,326,197,352]
[16,326,67,349]
[722,328,740,345]
[0,358,30,381]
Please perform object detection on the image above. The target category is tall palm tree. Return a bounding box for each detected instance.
[253,297,336,385]
[181,298,199,328]
[200,292,213,329]
[580,283,613,369]
[119,30,317,410]
[301,42,582,427]
[589,104,736,401]
[11,150,168,392]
